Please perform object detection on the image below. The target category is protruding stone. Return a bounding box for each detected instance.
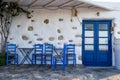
[72,27,77,30]
[58,35,64,40]
[37,38,43,41]
[69,40,73,42]
[22,35,29,40]
[117,32,120,34]
[70,19,73,22]
[31,10,34,13]
[75,34,82,37]
[28,41,32,44]
[17,25,21,28]
[31,20,35,22]
[96,12,100,16]
[49,37,55,41]
[28,26,33,31]
[34,34,38,36]
[10,38,13,40]
[44,19,49,24]
[59,18,63,21]
[57,29,61,33]
[58,42,61,45]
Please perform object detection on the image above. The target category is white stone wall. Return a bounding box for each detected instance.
[5,7,120,64]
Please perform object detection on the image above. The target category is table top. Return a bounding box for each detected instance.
[54,47,63,50]
[18,48,34,54]
[18,48,34,49]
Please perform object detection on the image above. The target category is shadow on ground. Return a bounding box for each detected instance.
[0,65,120,80]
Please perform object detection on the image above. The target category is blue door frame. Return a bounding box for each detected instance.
[82,20,112,66]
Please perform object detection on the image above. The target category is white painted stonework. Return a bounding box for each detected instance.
[3,7,120,65]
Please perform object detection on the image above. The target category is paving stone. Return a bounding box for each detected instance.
[0,65,120,80]
[59,76,72,80]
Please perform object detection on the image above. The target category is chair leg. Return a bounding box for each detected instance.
[32,55,33,64]
[74,55,76,66]
[35,55,36,64]
[62,64,65,71]
[15,55,18,65]
[6,54,8,67]
[32,54,35,64]
[51,55,53,65]
[41,55,43,65]
[51,55,54,70]
[55,59,57,68]
[66,55,68,65]
[44,56,46,64]
[17,54,18,65]
[51,57,55,71]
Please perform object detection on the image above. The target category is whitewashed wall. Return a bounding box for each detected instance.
[6,7,120,65]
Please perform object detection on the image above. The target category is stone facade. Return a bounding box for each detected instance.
[3,7,120,65]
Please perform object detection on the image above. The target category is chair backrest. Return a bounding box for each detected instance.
[34,44,43,54]
[6,44,16,54]
[44,44,53,54]
[65,44,75,54]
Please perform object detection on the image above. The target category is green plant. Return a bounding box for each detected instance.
[0,53,6,66]
[0,0,31,54]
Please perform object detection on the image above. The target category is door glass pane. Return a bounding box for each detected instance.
[99,38,108,44]
[99,45,108,51]
[85,38,94,44]
[99,24,108,30]
[85,45,94,51]
[85,31,94,37]
[85,24,93,31]
[99,31,108,37]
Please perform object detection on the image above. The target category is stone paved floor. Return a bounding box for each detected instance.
[0,65,120,80]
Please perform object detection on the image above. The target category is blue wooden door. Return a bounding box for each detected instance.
[82,20,112,66]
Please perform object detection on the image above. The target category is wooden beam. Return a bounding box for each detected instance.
[42,0,56,7]
[73,2,84,8]
[88,5,93,8]
[58,0,74,7]
[17,0,24,3]
[28,0,38,8]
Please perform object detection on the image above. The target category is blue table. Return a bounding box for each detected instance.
[53,47,66,71]
[54,47,63,56]
[18,48,34,64]
[53,47,63,62]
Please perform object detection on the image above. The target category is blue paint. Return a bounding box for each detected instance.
[6,44,18,67]
[82,20,112,66]
[32,44,43,65]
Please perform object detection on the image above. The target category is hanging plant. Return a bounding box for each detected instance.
[0,0,31,54]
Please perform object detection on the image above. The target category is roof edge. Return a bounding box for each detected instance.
[78,0,111,10]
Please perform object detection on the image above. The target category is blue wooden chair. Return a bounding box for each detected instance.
[44,44,54,66]
[66,44,76,66]
[32,44,43,65]
[6,44,18,67]
[52,44,67,71]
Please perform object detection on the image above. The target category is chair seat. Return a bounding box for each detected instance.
[8,54,17,56]
[54,55,62,58]
[67,53,75,55]
[33,54,42,56]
